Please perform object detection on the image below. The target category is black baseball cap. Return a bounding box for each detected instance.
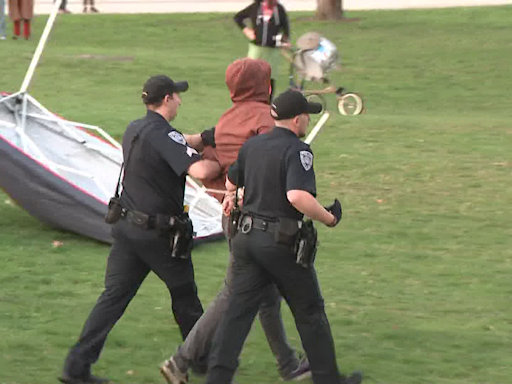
[141,75,189,104]
[270,89,322,120]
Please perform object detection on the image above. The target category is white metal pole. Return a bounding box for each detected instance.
[0,120,17,128]
[19,0,63,94]
[0,92,23,106]
[305,111,330,145]
[186,176,202,190]
[20,93,29,140]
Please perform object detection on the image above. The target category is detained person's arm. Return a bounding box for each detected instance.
[188,159,221,181]
[223,177,236,216]
[223,153,245,216]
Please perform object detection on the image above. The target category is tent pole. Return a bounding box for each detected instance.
[19,95,29,149]
[305,111,330,145]
[0,92,23,106]
[19,0,63,94]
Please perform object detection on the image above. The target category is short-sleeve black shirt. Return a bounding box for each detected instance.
[119,110,201,216]
[227,127,316,221]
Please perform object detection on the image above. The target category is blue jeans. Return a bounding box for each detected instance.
[0,0,6,38]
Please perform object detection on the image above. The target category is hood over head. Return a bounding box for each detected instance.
[225,58,271,103]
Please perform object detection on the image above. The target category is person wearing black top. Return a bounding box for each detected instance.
[205,89,363,384]
[59,75,220,384]
[234,0,290,100]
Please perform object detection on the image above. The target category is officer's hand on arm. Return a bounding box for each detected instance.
[200,127,216,148]
[184,133,204,151]
[324,199,342,227]
[152,128,219,179]
[287,190,337,227]
[188,159,221,181]
[184,127,216,152]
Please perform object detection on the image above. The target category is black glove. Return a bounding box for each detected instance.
[325,199,342,227]
[200,127,216,148]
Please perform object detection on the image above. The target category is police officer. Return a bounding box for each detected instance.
[59,75,221,384]
[205,89,362,384]
[161,59,311,384]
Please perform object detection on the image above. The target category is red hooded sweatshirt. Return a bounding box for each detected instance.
[202,58,274,201]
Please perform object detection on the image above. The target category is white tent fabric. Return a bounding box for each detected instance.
[0,93,224,243]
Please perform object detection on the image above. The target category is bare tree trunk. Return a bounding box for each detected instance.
[316,0,344,20]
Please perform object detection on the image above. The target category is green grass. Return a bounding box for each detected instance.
[1,6,512,384]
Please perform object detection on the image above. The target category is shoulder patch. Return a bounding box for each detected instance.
[168,131,186,146]
[300,150,313,171]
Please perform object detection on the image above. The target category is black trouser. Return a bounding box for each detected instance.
[206,228,342,384]
[63,219,203,378]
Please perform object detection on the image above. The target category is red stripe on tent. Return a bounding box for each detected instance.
[0,133,108,205]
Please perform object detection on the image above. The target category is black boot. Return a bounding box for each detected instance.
[59,373,110,384]
[60,353,110,384]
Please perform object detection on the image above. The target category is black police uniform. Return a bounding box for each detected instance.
[206,127,344,384]
[62,110,204,379]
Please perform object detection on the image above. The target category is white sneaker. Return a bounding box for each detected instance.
[160,356,189,384]
[0,36,6,40]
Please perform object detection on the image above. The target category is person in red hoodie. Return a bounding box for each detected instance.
[160,58,311,384]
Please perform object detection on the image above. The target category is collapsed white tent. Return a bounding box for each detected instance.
[0,1,224,244]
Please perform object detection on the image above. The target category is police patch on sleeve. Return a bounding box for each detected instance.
[300,150,313,171]
[168,131,186,146]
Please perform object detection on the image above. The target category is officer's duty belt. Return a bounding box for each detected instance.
[121,209,173,231]
[240,215,279,234]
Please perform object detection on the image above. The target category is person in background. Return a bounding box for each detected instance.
[58,0,71,14]
[83,0,99,13]
[0,0,7,40]
[234,0,291,101]
[8,0,33,40]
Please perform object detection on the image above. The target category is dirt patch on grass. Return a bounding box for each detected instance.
[65,54,135,62]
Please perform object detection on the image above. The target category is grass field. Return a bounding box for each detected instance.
[1,5,511,384]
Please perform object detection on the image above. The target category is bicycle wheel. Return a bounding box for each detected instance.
[338,93,364,116]
[306,93,327,112]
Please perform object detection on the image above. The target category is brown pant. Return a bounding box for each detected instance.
[9,0,33,21]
